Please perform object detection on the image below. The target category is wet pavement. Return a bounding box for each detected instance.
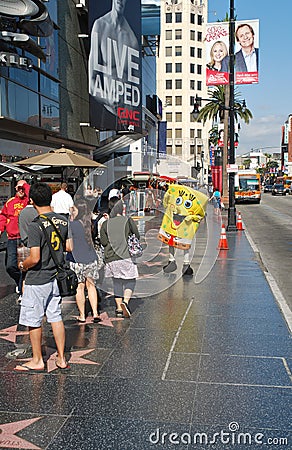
[0,208,291,449]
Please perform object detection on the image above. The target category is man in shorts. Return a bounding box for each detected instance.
[14,182,73,372]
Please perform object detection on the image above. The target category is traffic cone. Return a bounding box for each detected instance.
[218,224,229,250]
[236,211,244,230]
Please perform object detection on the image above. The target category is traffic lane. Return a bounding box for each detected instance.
[238,194,292,312]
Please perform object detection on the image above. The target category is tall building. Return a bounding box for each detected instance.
[157,0,210,181]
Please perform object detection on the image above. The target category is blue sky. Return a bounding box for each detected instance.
[143,0,291,156]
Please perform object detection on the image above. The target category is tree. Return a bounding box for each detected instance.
[243,158,252,169]
[195,86,252,124]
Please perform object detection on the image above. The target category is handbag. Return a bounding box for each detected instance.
[127,217,143,258]
[38,216,78,298]
[127,233,143,258]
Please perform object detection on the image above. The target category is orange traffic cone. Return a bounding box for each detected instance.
[236,211,244,230]
[218,224,229,250]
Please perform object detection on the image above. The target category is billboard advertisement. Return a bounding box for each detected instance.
[205,19,259,86]
[88,0,142,133]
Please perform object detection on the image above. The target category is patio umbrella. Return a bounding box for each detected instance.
[16,146,106,168]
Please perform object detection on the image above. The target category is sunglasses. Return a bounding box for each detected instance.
[16,186,25,191]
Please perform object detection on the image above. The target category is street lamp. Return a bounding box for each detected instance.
[192,0,242,230]
[191,93,246,217]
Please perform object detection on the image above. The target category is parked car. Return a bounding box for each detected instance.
[263,184,274,193]
[271,184,286,196]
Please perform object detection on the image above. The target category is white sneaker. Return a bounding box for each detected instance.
[15,286,20,294]
[16,295,22,305]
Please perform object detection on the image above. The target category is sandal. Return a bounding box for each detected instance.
[115,309,123,318]
[76,317,86,323]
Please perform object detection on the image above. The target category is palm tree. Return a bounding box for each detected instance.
[195,85,253,200]
[196,86,252,124]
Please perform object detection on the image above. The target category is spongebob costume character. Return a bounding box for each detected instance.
[158,184,208,275]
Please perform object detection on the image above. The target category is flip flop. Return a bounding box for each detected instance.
[14,364,45,373]
[76,317,86,323]
[55,362,71,371]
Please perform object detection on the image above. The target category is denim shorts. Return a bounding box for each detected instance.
[19,279,62,327]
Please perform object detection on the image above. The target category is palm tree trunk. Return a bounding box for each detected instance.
[222,85,230,206]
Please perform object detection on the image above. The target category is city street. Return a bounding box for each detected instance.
[0,206,291,449]
[238,192,292,312]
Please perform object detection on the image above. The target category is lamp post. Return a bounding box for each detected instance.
[226,0,237,231]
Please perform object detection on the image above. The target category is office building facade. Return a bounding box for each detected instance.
[157,0,210,181]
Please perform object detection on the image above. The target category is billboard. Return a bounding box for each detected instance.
[88,0,142,133]
[205,19,259,86]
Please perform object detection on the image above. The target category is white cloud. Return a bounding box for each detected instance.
[236,114,285,155]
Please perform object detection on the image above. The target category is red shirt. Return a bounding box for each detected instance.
[0,183,30,239]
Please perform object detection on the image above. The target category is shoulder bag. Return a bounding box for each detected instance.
[38,215,78,297]
[127,218,143,258]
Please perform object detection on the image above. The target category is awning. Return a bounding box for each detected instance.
[93,133,143,159]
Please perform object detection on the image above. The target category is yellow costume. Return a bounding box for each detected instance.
[158,184,208,250]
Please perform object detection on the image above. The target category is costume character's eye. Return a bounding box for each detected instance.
[176,196,183,205]
[184,200,193,209]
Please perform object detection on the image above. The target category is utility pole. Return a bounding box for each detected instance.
[227,0,237,231]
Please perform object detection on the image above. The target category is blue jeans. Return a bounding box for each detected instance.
[5,239,21,287]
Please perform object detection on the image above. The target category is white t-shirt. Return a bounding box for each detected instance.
[108,188,120,200]
[51,190,74,214]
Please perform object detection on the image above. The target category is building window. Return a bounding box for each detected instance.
[175,63,182,72]
[166,63,172,73]
[190,96,195,106]
[175,112,182,122]
[165,96,172,106]
[166,80,172,89]
[166,13,172,23]
[197,48,202,58]
[175,46,182,56]
[197,65,202,75]
[166,112,172,122]
[190,80,195,90]
[190,13,195,24]
[198,31,202,42]
[190,145,196,155]
[165,46,172,57]
[175,145,182,155]
[175,128,182,138]
[190,129,196,139]
[175,79,182,89]
[190,30,196,40]
[175,29,182,40]
[167,145,172,155]
[190,47,195,57]
[166,30,172,40]
[197,80,202,90]
[175,12,182,23]
[198,15,203,25]
[167,129,172,138]
[175,96,182,106]
[190,64,195,73]
[197,129,202,138]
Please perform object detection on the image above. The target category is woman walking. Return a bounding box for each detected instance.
[67,199,101,323]
[100,197,139,318]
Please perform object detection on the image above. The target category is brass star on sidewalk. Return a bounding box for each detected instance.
[0,417,42,449]
[0,325,29,343]
[98,311,124,327]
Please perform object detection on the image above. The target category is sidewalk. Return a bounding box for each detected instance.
[0,211,291,449]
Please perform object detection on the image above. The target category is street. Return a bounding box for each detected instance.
[237,192,292,311]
